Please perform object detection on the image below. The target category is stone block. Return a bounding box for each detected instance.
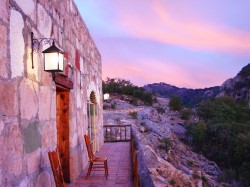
[0,120,4,134]
[20,78,39,120]
[50,91,56,119]
[41,121,56,148]
[27,43,40,81]
[0,25,8,78]
[19,177,32,187]
[70,133,77,148]
[41,151,51,168]
[39,86,51,121]
[37,4,52,37]
[8,157,22,176]
[40,67,53,86]
[27,149,40,174]
[36,171,51,187]
[14,0,36,23]
[22,121,42,153]
[0,82,18,117]
[69,115,76,133]
[7,123,23,155]
[0,0,9,23]
[10,9,24,78]
[70,149,81,181]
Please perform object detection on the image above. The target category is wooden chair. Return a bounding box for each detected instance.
[84,134,108,179]
[48,150,67,187]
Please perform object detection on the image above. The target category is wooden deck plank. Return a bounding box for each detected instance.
[69,142,132,187]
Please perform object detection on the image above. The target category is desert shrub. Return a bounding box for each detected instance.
[129,98,138,106]
[201,175,207,183]
[181,108,192,120]
[169,95,182,111]
[129,111,138,119]
[156,107,165,114]
[170,179,176,185]
[186,122,207,150]
[140,122,151,133]
[159,138,172,151]
[111,101,116,109]
[187,160,195,167]
[103,104,110,110]
[114,117,121,125]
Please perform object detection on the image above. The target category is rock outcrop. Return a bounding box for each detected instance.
[217,63,250,106]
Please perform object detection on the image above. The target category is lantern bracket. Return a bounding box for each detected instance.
[31,32,55,69]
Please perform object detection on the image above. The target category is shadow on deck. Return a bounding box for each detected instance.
[69,142,133,187]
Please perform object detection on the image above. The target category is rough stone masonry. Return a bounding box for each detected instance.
[0,0,103,186]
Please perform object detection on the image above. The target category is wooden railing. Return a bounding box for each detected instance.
[103,125,131,142]
[103,125,139,186]
[103,125,154,187]
[131,134,139,187]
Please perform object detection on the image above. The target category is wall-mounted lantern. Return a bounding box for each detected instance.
[31,32,64,81]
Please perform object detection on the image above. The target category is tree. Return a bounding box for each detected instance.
[169,95,182,111]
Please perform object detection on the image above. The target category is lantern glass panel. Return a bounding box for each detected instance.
[44,52,64,72]
[58,53,64,71]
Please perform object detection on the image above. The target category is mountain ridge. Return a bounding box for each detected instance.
[144,63,250,107]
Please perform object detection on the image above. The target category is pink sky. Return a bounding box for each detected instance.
[74,0,250,88]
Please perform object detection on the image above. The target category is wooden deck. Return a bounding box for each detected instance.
[69,142,133,187]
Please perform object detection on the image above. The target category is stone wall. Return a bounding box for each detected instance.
[131,130,155,187]
[0,0,103,186]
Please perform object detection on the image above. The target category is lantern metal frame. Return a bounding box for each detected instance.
[31,32,64,81]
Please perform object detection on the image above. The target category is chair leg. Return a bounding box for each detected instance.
[104,160,108,179]
[86,162,93,179]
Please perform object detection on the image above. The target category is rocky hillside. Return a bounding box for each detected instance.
[144,83,220,107]
[103,96,222,187]
[217,63,250,106]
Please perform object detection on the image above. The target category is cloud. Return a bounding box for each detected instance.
[102,55,228,88]
[117,1,250,56]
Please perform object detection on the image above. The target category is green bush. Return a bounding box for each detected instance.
[187,160,195,167]
[181,108,192,120]
[103,78,153,105]
[170,179,176,185]
[111,101,116,109]
[114,117,121,124]
[201,175,207,183]
[156,107,165,114]
[129,111,138,119]
[169,95,182,111]
[103,104,110,110]
[129,98,138,106]
[186,96,250,185]
[159,138,172,151]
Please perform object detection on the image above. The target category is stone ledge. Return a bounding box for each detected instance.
[131,129,155,187]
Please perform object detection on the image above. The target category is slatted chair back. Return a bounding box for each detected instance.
[84,134,109,179]
[84,134,94,161]
[48,150,67,187]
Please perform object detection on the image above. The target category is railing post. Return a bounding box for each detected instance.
[120,126,122,141]
[125,126,127,140]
